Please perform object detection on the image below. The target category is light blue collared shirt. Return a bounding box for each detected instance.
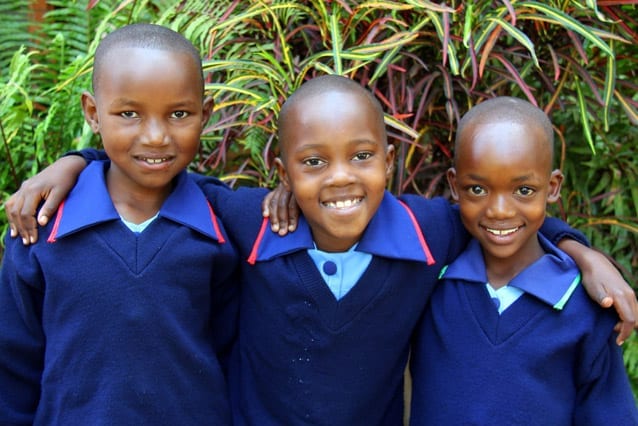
[307,244,372,300]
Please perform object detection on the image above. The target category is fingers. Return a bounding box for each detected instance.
[38,187,67,227]
[274,186,292,236]
[262,190,281,234]
[263,184,295,236]
[602,285,638,345]
[598,295,613,309]
[286,194,298,233]
[5,185,39,245]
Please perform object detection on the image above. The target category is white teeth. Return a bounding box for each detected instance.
[324,198,361,209]
[143,158,168,164]
[486,227,519,236]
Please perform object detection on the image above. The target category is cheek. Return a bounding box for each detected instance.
[526,203,548,221]
[458,201,482,223]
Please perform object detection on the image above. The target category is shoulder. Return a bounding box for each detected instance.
[397,194,468,261]
[397,195,460,231]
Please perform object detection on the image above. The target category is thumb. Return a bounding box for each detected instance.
[37,190,66,226]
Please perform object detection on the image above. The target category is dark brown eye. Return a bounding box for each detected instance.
[303,158,324,167]
[353,152,372,161]
[516,186,535,196]
[172,111,189,119]
[469,185,486,196]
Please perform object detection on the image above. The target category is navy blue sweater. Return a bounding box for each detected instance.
[410,237,638,424]
[0,162,238,425]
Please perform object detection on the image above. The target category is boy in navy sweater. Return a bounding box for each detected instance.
[0,24,238,424]
[410,97,638,424]
[5,77,638,425]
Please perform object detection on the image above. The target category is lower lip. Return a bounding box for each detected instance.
[323,202,362,215]
[136,158,173,170]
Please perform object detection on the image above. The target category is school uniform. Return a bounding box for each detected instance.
[205,184,587,426]
[206,187,452,425]
[0,161,238,425]
[62,150,591,425]
[409,235,638,425]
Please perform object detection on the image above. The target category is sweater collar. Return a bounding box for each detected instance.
[47,161,225,243]
[441,233,580,310]
[247,191,435,265]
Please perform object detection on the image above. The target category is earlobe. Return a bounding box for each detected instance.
[202,96,214,129]
[81,91,100,133]
[446,168,460,201]
[274,157,291,191]
[547,169,564,203]
[385,144,396,178]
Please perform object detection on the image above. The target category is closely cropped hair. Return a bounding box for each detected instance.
[281,74,384,119]
[455,96,554,161]
[92,23,203,93]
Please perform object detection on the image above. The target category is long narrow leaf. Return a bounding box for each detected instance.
[603,53,615,132]
[575,80,596,154]
[329,12,343,75]
[488,17,539,68]
[522,2,613,56]
[426,10,459,75]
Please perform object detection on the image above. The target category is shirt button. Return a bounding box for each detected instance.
[323,260,337,275]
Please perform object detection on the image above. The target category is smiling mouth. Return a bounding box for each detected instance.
[138,156,171,165]
[322,197,363,209]
[484,226,520,236]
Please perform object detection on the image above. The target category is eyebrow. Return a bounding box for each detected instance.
[293,138,382,152]
[464,173,536,183]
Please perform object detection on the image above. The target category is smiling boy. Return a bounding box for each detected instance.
[409,97,638,424]
[0,24,237,424]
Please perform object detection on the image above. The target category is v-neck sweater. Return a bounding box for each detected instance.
[409,237,638,425]
[0,162,239,425]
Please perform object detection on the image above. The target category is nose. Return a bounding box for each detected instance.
[327,161,356,186]
[486,194,515,219]
[140,117,170,146]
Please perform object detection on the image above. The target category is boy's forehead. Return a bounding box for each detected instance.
[461,118,548,146]
[458,120,552,166]
[279,88,386,153]
[94,47,202,88]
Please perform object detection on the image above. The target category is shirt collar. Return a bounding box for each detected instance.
[441,233,580,310]
[247,191,435,265]
[48,161,225,243]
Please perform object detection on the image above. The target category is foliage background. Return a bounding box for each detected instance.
[1,0,637,401]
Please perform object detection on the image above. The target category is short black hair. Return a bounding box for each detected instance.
[455,96,555,162]
[92,23,203,93]
[278,75,386,156]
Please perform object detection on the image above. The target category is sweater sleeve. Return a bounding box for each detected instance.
[0,235,45,424]
[539,216,589,247]
[63,147,107,162]
[573,326,638,424]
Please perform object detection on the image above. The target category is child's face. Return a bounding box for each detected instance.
[81,47,212,197]
[276,90,394,252]
[447,120,563,268]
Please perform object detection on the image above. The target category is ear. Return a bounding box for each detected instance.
[385,143,396,179]
[274,157,291,191]
[81,91,100,133]
[446,167,460,201]
[547,169,564,203]
[201,96,214,130]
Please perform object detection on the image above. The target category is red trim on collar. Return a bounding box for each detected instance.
[398,200,436,266]
[207,201,225,244]
[47,200,66,243]
[247,217,270,265]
